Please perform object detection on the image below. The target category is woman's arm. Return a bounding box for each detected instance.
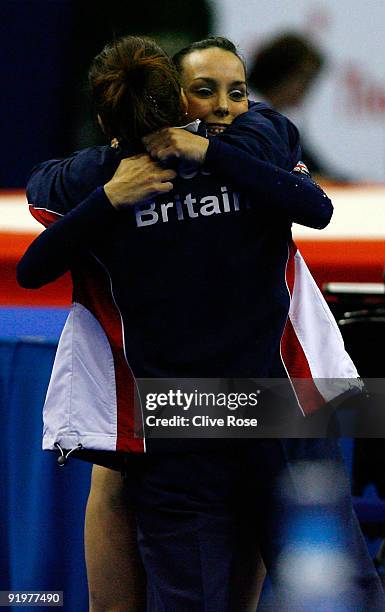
[19,107,316,289]
[142,127,332,230]
[142,103,332,229]
[17,157,176,288]
[204,137,332,229]
[26,106,299,213]
[26,146,121,215]
[17,188,117,288]
[217,102,302,170]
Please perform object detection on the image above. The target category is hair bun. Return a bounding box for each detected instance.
[89,35,183,143]
[116,48,154,89]
[120,54,147,87]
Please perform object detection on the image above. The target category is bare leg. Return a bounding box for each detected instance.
[85,465,146,612]
[232,554,266,612]
[85,464,265,612]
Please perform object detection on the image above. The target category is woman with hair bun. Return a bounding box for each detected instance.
[18,35,384,611]
[89,36,184,147]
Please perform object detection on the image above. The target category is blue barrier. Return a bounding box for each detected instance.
[0,307,69,339]
[0,308,91,612]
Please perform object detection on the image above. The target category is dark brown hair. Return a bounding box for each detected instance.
[173,36,246,76]
[89,36,184,144]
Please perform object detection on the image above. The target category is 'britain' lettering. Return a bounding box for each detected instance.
[135,186,245,228]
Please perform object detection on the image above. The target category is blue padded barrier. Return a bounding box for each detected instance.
[0,307,69,339]
[0,308,91,612]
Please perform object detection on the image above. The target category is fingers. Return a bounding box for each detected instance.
[142,128,195,163]
[157,168,177,182]
[117,156,176,179]
[104,150,177,208]
[145,145,180,163]
[142,128,169,146]
[142,129,174,159]
[142,129,208,164]
[114,157,176,183]
[124,153,152,162]
[135,181,174,206]
[161,147,181,162]
[151,181,174,195]
[145,168,177,187]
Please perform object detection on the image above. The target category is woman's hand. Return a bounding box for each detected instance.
[104,154,177,209]
[142,128,209,164]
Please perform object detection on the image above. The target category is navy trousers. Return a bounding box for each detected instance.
[124,440,385,611]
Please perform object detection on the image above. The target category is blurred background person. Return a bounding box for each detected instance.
[248,32,349,181]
